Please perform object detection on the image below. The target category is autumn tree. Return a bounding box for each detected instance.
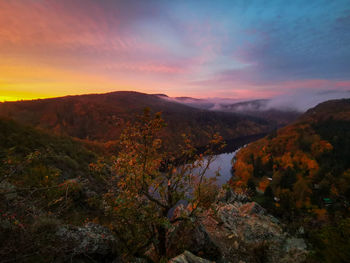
[105,109,224,261]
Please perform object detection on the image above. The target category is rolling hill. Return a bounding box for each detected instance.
[0,91,277,147]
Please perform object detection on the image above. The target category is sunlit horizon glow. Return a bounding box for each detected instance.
[1,0,350,101]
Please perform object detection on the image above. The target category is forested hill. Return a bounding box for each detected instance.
[300,98,350,122]
[231,99,350,262]
[0,91,274,147]
[0,117,98,180]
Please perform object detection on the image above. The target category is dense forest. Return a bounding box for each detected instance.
[231,99,350,262]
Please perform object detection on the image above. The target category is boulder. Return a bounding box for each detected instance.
[238,202,266,216]
[169,251,214,263]
[56,222,118,261]
[284,238,307,251]
[167,220,221,261]
[197,189,308,263]
[216,188,250,204]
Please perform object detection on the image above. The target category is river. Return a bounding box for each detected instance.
[201,147,242,186]
[201,133,265,186]
[167,134,264,217]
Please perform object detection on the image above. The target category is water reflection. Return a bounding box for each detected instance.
[202,147,243,186]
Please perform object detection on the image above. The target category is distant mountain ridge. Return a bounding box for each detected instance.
[0,91,278,147]
[157,95,300,126]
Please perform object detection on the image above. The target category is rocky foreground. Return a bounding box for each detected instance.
[54,189,307,262]
[167,189,307,263]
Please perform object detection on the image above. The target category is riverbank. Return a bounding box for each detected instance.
[201,133,266,186]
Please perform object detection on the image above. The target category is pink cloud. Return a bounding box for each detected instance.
[189,76,350,99]
[335,81,350,88]
[105,62,185,74]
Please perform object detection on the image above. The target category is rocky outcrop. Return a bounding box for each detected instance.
[204,203,306,262]
[216,188,250,204]
[56,223,119,262]
[170,189,307,263]
[169,251,213,263]
[167,218,221,261]
[238,202,266,216]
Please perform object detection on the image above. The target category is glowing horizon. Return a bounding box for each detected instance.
[1,0,350,101]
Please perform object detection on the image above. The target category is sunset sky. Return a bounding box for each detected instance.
[1,0,350,101]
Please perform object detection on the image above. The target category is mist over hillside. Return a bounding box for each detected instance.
[159,90,350,113]
[265,90,350,112]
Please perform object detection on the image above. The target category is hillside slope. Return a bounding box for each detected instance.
[0,117,118,262]
[219,99,300,127]
[0,91,274,147]
[0,117,98,180]
[231,99,350,262]
[158,96,301,127]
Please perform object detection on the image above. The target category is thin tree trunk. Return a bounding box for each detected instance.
[156,208,169,259]
[157,225,167,257]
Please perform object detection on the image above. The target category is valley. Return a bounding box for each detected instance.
[0,92,349,263]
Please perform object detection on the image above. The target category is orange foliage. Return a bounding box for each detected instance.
[258,178,270,192]
[233,159,253,184]
[311,140,333,156]
[331,185,339,197]
[279,152,293,170]
[313,208,328,221]
[261,153,272,165]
